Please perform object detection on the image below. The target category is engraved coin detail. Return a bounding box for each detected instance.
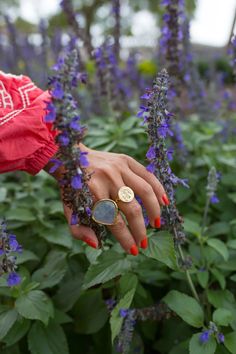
[118,186,134,203]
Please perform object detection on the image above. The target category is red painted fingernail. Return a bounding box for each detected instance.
[162,194,170,206]
[141,237,148,249]
[83,237,97,249]
[130,244,139,256]
[155,217,161,228]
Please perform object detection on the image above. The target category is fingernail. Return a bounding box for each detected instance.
[130,244,139,256]
[162,194,170,206]
[155,217,161,228]
[141,237,148,249]
[83,237,97,249]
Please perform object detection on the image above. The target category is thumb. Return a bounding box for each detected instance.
[69,224,99,249]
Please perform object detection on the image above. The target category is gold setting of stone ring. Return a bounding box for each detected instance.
[91,186,135,226]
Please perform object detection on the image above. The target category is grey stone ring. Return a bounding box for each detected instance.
[91,199,119,225]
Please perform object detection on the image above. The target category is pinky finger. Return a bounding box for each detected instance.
[70,224,99,249]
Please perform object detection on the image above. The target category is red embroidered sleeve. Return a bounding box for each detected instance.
[0,71,58,175]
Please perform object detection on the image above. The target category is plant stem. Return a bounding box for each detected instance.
[174,228,200,302]
[201,197,210,236]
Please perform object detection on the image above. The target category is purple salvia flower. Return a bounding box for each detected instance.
[210,195,219,204]
[46,49,104,246]
[70,116,81,131]
[71,174,82,190]
[206,167,220,203]
[70,213,78,225]
[49,159,63,174]
[146,146,156,160]
[119,309,129,318]
[140,69,187,247]
[217,333,225,344]
[199,330,210,343]
[0,220,22,286]
[80,152,89,167]
[7,272,21,287]
[52,82,64,99]
[44,101,57,122]
[116,309,137,353]
[58,133,70,146]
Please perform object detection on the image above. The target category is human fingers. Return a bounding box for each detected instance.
[107,212,139,256]
[63,201,99,249]
[122,171,161,229]
[88,178,139,254]
[125,155,169,206]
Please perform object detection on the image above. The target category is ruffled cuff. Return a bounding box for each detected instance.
[25,138,58,175]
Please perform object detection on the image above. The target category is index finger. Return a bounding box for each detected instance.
[126,156,169,206]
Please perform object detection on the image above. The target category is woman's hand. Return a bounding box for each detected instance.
[45,144,169,255]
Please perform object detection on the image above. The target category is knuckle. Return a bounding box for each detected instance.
[141,183,153,195]
[119,154,130,164]
[129,203,142,217]
[112,217,126,231]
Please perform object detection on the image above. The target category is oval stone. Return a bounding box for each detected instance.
[92,200,118,225]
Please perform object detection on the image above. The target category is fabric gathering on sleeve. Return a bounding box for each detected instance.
[0,71,58,175]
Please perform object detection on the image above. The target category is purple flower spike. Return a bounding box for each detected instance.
[119,309,129,318]
[71,174,82,190]
[199,330,210,343]
[44,102,57,122]
[146,162,156,174]
[146,146,156,160]
[210,195,219,204]
[58,133,70,146]
[52,82,64,99]
[70,213,78,225]
[217,333,225,344]
[80,152,89,167]
[7,272,21,287]
[49,159,63,174]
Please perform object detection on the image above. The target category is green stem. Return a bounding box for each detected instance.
[174,227,200,302]
[201,197,210,236]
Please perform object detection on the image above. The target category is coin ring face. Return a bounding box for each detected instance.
[118,186,134,203]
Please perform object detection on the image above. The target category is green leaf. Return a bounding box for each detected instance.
[110,288,136,343]
[28,321,69,354]
[207,239,229,261]
[207,289,235,309]
[142,232,177,269]
[48,201,64,215]
[207,222,230,237]
[32,250,67,289]
[119,273,138,297]
[83,251,132,289]
[16,250,39,265]
[227,240,236,250]
[53,273,84,312]
[0,309,18,340]
[213,308,234,326]
[53,309,72,325]
[3,318,30,347]
[183,218,201,236]
[211,268,226,289]
[39,225,72,249]
[5,208,36,222]
[189,333,217,354]
[0,187,7,202]
[224,332,236,354]
[163,290,204,328]
[15,290,54,325]
[228,193,236,203]
[74,289,108,334]
[197,270,209,288]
